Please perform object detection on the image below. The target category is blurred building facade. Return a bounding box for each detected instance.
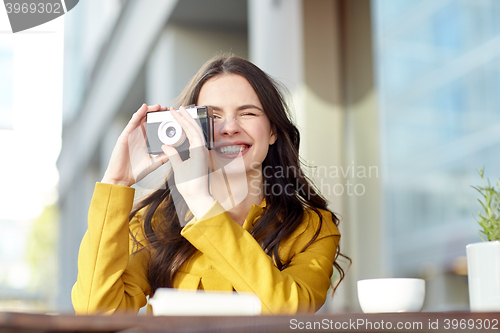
[57,0,500,313]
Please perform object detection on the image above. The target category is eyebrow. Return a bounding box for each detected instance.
[207,104,263,112]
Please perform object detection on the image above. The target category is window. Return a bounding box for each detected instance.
[373,0,500,276]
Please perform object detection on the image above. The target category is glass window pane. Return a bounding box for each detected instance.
[373,0,500,277]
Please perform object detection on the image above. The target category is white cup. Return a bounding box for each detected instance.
[357,278,425,313]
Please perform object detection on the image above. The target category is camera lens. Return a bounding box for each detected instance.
[158,120,185,147]
[166,126,176,138]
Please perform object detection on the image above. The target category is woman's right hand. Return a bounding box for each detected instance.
[101,104,170,187]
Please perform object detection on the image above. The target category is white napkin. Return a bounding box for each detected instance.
[149,288,262,316]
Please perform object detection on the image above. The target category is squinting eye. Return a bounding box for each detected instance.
[241,112,256,117]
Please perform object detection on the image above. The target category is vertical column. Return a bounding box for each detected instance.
[248,0,310,188]
[302,0,347,313]
[57,163,98,312]
[57,191,77,312]
[146,28,177,106]
[342,0,384,312]
[248,0,305,126]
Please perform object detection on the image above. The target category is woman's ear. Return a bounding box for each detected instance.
[269,127,277,145]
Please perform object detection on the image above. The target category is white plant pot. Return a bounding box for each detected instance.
[466,241,500,312]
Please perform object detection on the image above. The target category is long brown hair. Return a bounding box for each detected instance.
[130,54,349,295]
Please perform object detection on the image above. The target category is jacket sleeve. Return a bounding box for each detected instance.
[71,183,151,315]
[180,201,340,314]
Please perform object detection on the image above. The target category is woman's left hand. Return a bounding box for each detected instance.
[161,106,215,220]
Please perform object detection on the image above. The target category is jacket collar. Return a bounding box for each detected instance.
[242,199,266,231]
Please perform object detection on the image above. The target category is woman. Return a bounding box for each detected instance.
[72,55,347,315]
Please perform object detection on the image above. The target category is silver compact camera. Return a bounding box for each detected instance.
[146,106,214,159]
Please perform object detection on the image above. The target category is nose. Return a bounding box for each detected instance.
[219,117,240,136]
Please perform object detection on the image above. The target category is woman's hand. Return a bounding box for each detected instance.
[101,104,169,187]
[161,106,215,220]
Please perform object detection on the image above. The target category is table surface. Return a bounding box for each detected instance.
[1,311,500,333]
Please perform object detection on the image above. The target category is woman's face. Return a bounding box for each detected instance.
[197,74,276,177]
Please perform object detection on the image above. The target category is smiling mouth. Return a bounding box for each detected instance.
[215,144,250,155]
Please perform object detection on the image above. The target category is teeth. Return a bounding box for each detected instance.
[218,145,248,154]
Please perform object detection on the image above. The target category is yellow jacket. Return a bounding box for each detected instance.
[72,183,340,315]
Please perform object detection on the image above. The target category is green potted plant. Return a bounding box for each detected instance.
[467,168,500,311]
